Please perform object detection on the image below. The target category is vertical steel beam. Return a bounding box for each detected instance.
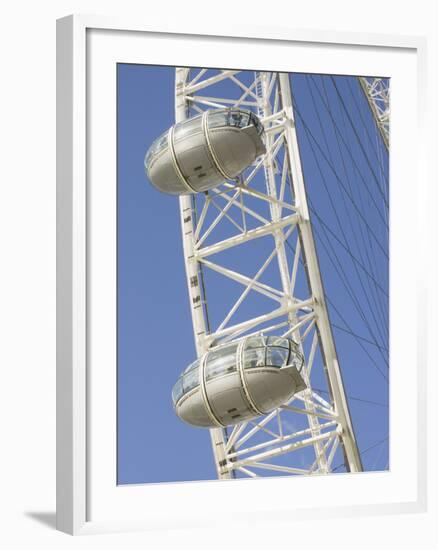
[175,68,232,479]
[279,73,363,472]
[257,72,329,472]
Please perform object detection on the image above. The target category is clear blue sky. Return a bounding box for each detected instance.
[117,64,389,484]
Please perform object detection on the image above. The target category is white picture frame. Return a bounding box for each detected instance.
[56,14,427,535]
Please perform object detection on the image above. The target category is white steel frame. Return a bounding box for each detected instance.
[359,77,390,150]
[176,68,364,479]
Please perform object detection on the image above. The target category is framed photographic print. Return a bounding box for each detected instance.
[56,15,427,535]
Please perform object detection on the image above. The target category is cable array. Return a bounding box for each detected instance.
[290,74,389,472]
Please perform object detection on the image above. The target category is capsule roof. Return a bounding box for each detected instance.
[144,108,266,195]
[146,109,264,167]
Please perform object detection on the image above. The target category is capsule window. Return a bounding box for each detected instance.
[256,117,264,135]
[172,377,184,406]
[235,111,250,127]
[174,116,202,141]
[290,351,304,372]
[156,132,168,151]
[228,111,243,128]
[267,336,289,349]
[184,359,200,373]
[243,347,266,369]
[208,110,229,129]
[144,130,168,169]
[244,335,266,350]
[182,368,199,395]
[205,342,238,381]
[289,339,300,352]
[266,346,289,368]
[249,113,264,135]
[241,111,250,127]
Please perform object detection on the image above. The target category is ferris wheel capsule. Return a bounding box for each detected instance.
[144,108,266,195]
[171,335,306,428]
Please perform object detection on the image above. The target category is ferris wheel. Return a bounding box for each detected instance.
[145,68,389,479]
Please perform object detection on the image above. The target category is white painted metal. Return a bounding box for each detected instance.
[176,67,232,479]
[176,68,363,478]
[358,77,390,150]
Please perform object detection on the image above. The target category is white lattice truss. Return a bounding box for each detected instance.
[359,77,390,150]
[175,69,364,479]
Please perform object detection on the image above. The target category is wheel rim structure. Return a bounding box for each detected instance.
[175,68,372,479]
[358,77,390,151]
